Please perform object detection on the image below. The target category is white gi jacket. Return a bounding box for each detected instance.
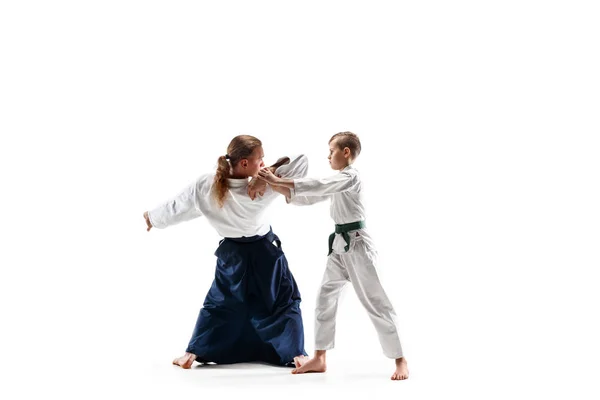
[148,155,308,238]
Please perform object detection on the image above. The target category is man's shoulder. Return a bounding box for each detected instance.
[195,173,215,192]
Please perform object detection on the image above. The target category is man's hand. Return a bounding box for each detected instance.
[143,211,153,232]
[247,176,267,200]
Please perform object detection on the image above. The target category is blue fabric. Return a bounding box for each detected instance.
[185,228,307,366]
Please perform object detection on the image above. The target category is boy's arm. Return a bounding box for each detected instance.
[258,168,357,197]
[270,184,292,198]
[267,179,329,205]
[248,154,307,200]
[267,155,319,202]
[286,187,330,206]
[258,172,296,189]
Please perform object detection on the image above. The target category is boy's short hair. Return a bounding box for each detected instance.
[329,131,361,159]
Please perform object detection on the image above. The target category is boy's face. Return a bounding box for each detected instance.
[328,139,350,170]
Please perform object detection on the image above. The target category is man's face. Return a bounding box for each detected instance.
[244,146,265,177]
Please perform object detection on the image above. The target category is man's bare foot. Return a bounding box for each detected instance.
[293,355,310,368]
[391,357,409,380]
[291,356,326,374]
[172,352,196,369]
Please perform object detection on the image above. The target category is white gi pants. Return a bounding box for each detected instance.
[314,230,404,359]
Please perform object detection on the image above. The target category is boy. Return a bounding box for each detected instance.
[258,132,409,380]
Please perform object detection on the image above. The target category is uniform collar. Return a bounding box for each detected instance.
[227,178,249,188]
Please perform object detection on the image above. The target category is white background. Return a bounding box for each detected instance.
[1,1,599,399]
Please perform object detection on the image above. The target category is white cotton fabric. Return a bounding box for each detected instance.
[148,155,308,238]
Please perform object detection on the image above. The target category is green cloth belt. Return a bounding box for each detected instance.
[328,220,366,256]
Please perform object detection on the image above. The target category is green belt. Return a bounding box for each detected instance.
[328,220,366,256]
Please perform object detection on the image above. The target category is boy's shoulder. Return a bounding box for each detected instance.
[341,165,360,178]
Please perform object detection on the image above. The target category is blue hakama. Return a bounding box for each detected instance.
[185,229,307,366]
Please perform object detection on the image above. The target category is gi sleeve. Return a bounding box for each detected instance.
[286,189,330,206]
[274,154,308,179]
[147,179,204,229]
[293,170,359,197]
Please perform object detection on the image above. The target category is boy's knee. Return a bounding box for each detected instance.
[314,306,334,321]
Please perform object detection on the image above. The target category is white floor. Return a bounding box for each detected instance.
[6,345,597,399]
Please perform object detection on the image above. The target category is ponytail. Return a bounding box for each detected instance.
[213,155,230,207]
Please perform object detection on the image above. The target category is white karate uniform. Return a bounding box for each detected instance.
[289,165,404,359]
[148,155,308,236]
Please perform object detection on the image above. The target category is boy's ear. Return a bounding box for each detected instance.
[344,147,351,158]
[242,159,248,168]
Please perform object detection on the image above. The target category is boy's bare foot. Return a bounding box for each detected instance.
[391,357,409,380]
[293,355,310,368]
[172,352,196,369]
[291,356,326,374]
